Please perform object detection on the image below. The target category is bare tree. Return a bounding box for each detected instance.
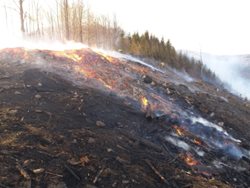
[63,0,69,40]
[34,0,41,37]
[1,0,121,49]
[4,4,9,30]
[76,0,84,42]
[19,0,25,34]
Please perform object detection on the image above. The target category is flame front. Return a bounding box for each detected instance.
[53,51,82,62]
[50,50,115,90]
[96,52,115,63]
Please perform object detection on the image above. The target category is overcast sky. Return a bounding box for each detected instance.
[86,0,250,55]
[0,0,250,55]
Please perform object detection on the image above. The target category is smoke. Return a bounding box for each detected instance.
[165,136,191,151]
[0,32,164,75]
[203,54,250,99]
[92,48,164,73]
[1,31,249,101]
[0,33,88,51]
[187,51,250,99]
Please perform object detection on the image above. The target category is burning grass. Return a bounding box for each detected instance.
[173,125,186,136]
[52,51,83,62]
[193,138,202,146]
[182,153,199,166]
[140,96,149,108]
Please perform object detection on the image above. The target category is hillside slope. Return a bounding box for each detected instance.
[0,48,250,188]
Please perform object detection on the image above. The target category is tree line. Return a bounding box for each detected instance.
[2,0,221,84]
[119,32,219,83]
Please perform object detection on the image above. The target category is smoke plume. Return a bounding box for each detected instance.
[187,51,250,99]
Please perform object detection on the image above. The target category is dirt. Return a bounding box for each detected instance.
[0,48,250,188]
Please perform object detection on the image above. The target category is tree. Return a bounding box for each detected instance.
[62,0,69,40]
[18,0,25,34]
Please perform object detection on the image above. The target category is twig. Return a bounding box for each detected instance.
[159,138,176,158]
[37,150,56,158]
[145,159,168,184]
[167,156,179,164]
[93,167,104,184]
[45,171,63,177]
[64,164,80,181]
[0,150,19,155]
[118,130,163,152]
[16,163,30,180]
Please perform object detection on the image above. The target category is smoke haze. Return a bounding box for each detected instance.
[188,51,250,99]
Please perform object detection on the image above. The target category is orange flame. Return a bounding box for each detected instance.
[193,138,202,146]
[140,96,149,108]
[53,51,82,62]
[74,67,113,89]
[101,54,114,63]
[183,153,198,166]
[96,52,117,64]
[68,53,82,62]
[97,78,113,89]
[173,125,185,136]
[74,66,95,78]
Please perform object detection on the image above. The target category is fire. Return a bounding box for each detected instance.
[101,53,114,63]
[67,53,82,62]
[173,125,185,136]
[141,96,149,108]
[74,66,95,78]
[53,51,82,62]
[95,51,117,64]
[74,66,113,90]
[193,138,202,145]
[97,78,113,89]
[183,153,198,166]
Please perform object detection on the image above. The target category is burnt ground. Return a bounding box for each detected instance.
[0,52,250,188]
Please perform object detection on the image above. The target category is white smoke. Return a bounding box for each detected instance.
[165,136,191,151]
[0,33,87,51]
[92,48,165,73]
[186,51,250,99]
[203,54,250,99]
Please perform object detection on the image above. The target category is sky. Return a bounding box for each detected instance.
[0,0,250,55]
[85,0,250,55]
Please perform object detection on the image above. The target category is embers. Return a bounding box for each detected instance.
[182,152,199,166]
[140,96,149,109]
[173,125,186,136]
[193,138,202,146]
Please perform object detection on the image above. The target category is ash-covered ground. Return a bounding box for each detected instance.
[0,48,250,188]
